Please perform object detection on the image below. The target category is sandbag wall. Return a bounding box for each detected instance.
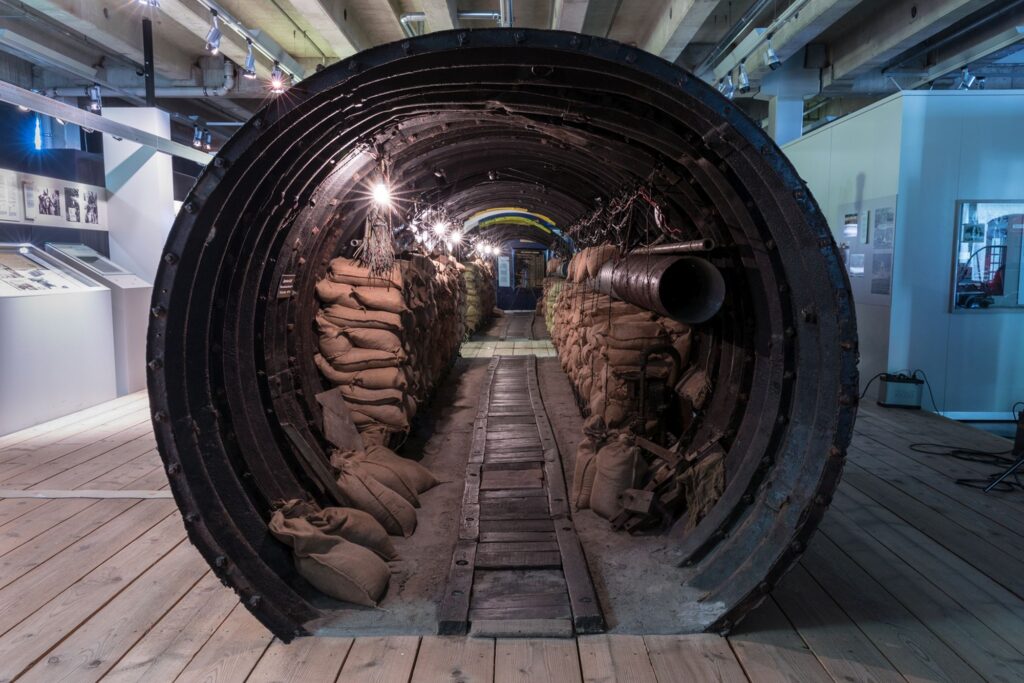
[313,255,465,446]
[461,258,496,337]
[548,246,723,528]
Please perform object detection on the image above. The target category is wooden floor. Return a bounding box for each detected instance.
[0,388,1022,682]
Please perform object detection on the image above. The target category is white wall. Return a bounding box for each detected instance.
[784,96,904,392]
[784,91,1024,416]
[893,92,1024,416]
[101,108,176,284]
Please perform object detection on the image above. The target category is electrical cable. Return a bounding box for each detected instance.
[859,372,884,400]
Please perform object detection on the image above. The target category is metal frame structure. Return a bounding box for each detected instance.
[148,28,858,640]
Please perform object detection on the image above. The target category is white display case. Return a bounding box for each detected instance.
[0,244,117,436]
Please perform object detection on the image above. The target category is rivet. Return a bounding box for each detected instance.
[248,595,262,608]
[151,305,167,319]
[790,540,804,552]
[166,462,180,475]
[253,118,264,129]
[153,410,167,422]
[457,31,468,45]
[183,201,196,214]
[214,555,227,567]
[213,156,227,168]
[184,512,197,524]
[513,31,525,43]
[776,415,788,425]
[163,252,178,265]
[148,358,163,371]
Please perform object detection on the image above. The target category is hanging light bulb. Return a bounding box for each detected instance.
[203,129,213,151]
[371,182,391,206]
[192,125,203,148]
[432,221,448,237]
[205,10,222,55]
[269,61,286,94]
[738,62,751,94]
[243,39,257,79]
[87,84,102,113]
[450,229,462,243]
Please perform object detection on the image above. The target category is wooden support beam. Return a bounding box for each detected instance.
[422,0,459,32]
[551,0,589,33]
[644,0,723,63]
[824,0,1003,87]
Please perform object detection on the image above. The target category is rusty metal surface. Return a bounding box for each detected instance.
[594,254,726,323]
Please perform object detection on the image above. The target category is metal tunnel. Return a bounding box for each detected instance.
[147,28,859,640]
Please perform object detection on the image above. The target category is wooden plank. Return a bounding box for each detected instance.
[480,469,543,490]
[0,406,152,468]
[103,572,239,683]
[472,618,574,638]
[338,636,420,683]
[173,603,274,683]
[554,524,605,635]
[822,509,1024,680]
[410,636,493,683]
[772,564,905,683]
[246,636,352,682]
[470,604,572,621]
[479,498,549,517]
[494,639,581,682]
[728,598,832,683]
[471,592,570,610]
[0,498,96,557]
[477,541,559,554]
[480,488,547,500]
[578,634,658,683]
[479,519,554,533]
[0,489,172,499]
[479,531,556,543]
[801,533,984,682]
[644,635,750,682]
[438,541,477,636]
[14,542,207,682]
[460,464,481,541]
[475,550,562,569]
[0,511,185,678]
[0,392,146,451]
[0,498,48,528]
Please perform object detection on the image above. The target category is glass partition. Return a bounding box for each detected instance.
[952,201,1024,311]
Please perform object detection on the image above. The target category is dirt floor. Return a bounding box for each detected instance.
[536,357,713,634]
[310,357,489,636]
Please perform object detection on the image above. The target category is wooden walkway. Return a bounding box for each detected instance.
[0,387,1022,681]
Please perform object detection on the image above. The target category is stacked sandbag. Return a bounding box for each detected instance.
[330,444,439,537]
[314,255,465,445]
[551,245,713,520]
[542,277,563,334]
[462,258,496,337]
[268,499,395,606]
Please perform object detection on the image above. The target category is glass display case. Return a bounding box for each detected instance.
[0,244,100,296]
[952,201,1024,311]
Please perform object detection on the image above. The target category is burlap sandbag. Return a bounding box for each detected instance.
[325,367,408,391]
[329,348,403,373]
[606,320,668,350]
[310,506,399,560]
[315,279,362,308]
[677,368,712,409]
[322,305,402,332]
[350,405,410,431]
[327,257,403,289]
[268,511,390,606]
[352,286,407,314]
[571,437,600,511]
[365,444,438,494]
[334,459,417,536]
[334,450,419,507]
[679,449,725,530]
[318,330,354,361]
[339,385,405,406]
[345,327,403,354]
[590,435,646,520]
[358,425,391,447]
[585,245,619,279]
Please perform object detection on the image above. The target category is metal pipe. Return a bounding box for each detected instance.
[594,254,725,324]
[50,61,237,99]
[630,238,716,255]
[399,12,424,37]
[694,0,774,76]
[459,11,501,20]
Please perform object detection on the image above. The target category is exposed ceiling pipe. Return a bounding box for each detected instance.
[694,0,775,75]
[400,9,504,37]
[49,61,237,99]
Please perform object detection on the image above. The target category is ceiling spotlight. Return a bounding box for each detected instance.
[722,74,735,100]
[958,67,977,90]
[138,0,160,6]
[243,39,257,79]
[192,124,203,148]
[87,84,102,113]
[54,117,65,126]
[738,62,751,94]
[17,104,29,112]
[977,75,986,90]
[432,221,448,237]
[269,61,286,94]
[371,182,391,206]
[203,129,213,151]
[764,39,781,71]
[205,10,222,55]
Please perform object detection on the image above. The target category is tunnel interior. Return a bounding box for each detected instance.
[149,29,858,640]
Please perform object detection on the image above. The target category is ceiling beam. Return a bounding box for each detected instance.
[19,0,195,80]
[824,0,1002,87]
[551,0,589,33]
[421,0,459,32]
[711,0,861,83]
[910,24,1024,88]
[288,0,364,58]
[644,0,723,63]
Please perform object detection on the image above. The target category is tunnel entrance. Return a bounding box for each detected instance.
[149,29,858,641]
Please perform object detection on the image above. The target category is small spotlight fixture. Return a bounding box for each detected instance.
[17,104,29,112]
[87,84,102,113]
[243,39,257,79]
[977,75,986,90]
[192,125,203,148]
[203,129,213,151]
[205,10,222,55]
[722,74,735,100]
[371,182,391,206]
[764,38,781,71]
[958,67,977,90]
[54,117,65,126]
[269,61,286,94]
[738,62,751,94]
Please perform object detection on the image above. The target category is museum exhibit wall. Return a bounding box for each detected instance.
[784,91,1024,418]
[101,108,176,285]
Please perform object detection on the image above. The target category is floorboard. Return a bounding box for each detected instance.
[0,390,1018,681]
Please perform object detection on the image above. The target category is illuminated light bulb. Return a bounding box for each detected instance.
[371,182,391,206]
[432,221,447,236]
[450,230,462,243]
[269,62,286,94]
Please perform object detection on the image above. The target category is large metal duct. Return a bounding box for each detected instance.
[148,29,858,640]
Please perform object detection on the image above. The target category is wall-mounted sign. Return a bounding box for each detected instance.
[498,255,511,287]
[0,169,108,230]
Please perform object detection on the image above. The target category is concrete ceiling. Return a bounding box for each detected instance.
[0,0,1019,144]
